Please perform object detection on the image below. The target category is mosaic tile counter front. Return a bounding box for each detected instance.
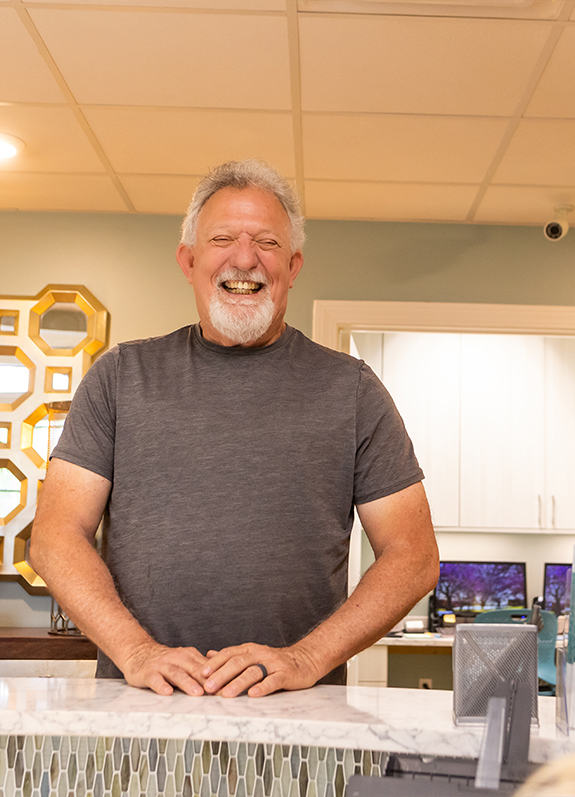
[0,679,568,797]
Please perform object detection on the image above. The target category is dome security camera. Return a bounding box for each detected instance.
[544,205,574,241]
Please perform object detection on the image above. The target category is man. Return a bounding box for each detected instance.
[30,159,439,699]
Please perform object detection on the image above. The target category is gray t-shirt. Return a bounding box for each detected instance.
[53,324,423,682]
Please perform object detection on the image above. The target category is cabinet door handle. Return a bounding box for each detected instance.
[552,495,556,529]
[538,495,542,528]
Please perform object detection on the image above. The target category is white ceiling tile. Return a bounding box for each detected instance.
[524,27,575,118]
[0,106,105,173]
[29,9,291,109]
[304,180,478,221]
[493,119,575,184]
[474,185,575,224]
[299,15,553,115]
[0,8,65,103]
[303,114,508,183]
[0,174,127,211]
[83,108,295,175]
[121,175,202,213]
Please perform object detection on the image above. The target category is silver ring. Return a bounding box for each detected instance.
[254,663,268,680]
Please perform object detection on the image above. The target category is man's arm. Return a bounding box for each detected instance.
[199,480,440,697]
[30,458,210,696]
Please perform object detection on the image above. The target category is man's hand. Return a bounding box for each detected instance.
[200,642,322,698]
[120,640,212,697]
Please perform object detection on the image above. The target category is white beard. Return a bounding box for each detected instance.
[208,289,275,345]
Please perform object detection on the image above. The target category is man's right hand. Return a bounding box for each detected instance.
[120,640,212,696]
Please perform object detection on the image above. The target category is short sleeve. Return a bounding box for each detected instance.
[50,346,119,481]
[353,362,424,505]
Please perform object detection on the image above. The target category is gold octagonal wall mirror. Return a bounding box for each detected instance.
[22,402,70,469]
[0,459,28,525]
[29,286,107,358]
[0,346,35,411]
[13,521,48,594]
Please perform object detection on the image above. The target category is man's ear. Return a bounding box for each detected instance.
[176,243,195,284]
[288,251,304,289]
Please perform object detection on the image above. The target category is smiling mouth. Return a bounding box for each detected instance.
[222,280,263,295]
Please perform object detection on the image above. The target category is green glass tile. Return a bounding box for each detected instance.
[87,737,97,753]
[325,783,334,797]
[271,780,282,797]
[23,734,34,768]
[95,737,106,770]
[103,752,113,790]
[288,779,299,797]
[75,772,87,797]
[298,761,308,797]
[246,757,256,793]
[59,735,70,769]
[211,741,221,755]
[290,747,300,779]
[210,753,221,793]
[111,771,121,797]
[7,736,17,768]
[68,751,78,789]
[307,748,318,780]
[57,771,68,797]
[353,751,361,765]
[113,737,123,770]
[238,743,248,776]
[220,741,230,774]
[200,773,211,797]
[129,770,140,797]
[343,750,355,779]
[16,735,25,750]
[121,754,131,791]
[247,744,256,757]
[301,748,309,760]
[130,738,140,772]
[51,736,60,751]
[34,735,43,750]
[273,746,282,778]
[219,774,228,797]
[70,736,79,752]
[140,738,149,753]
[236,776,246,797]
[78,737,88,770]
[105,737,114,752]
[164,773,176,797]
[316,760,327,797]
[14,749,24,787]
[159,739,167,754]
[263,757,273,796]
[201,741,211,774]
[0,737,6,751]
[175,752,185,791]
[335,750,343,763]
[149,739,159,772]
[361,752,371,777]
[4,767,15,796]
[184,740,194,773]
[166,739,177,772]
[193,740,203,754]
[228,754,238,795]
[307,780,317,797]
[23,769,32,797]
[122,737,131,754]
[32,750,42,788]
[183,775,193,797]
[49,751,59,786]
[147,772,159,797]
[85,753,96,790]
[280,760,291,796]
[158,754,167,792]
[334,764,345,797]
[0,748,7,785]
[254,777,265,797]
[192,751,202,792]
[317,749,326,762]
[138,750,150,791]
[229,743,238,757]
[255,745,265,777]
[325,750,335,782]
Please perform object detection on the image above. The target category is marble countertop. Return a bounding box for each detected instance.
[0,679,572,764]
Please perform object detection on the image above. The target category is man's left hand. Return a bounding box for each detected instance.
[200,643,322,697]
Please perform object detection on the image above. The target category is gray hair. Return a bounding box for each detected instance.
[180,159,305,253]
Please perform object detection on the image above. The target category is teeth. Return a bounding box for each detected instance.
[223,280,262,294]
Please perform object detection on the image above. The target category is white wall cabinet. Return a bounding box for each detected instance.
[351,330,575,533]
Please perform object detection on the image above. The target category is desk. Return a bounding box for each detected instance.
[354,634,454,688]
[0,680,570,796]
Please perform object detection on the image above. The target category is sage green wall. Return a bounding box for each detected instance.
[2,210,575,629]
[2,212,575,349]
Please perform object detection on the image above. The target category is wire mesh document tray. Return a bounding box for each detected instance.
[453,624,538,725]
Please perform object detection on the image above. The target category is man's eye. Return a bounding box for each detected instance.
[212,236,234,246]
[257,239,279,250]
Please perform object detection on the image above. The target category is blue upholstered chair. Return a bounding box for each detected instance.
[474,608,558,695]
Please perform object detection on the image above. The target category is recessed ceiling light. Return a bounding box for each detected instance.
[0,133,25,160]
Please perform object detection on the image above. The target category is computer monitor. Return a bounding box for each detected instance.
[433,561,527,624]
[543,563,571,616]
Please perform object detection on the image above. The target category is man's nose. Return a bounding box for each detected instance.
[230,234,260,270]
